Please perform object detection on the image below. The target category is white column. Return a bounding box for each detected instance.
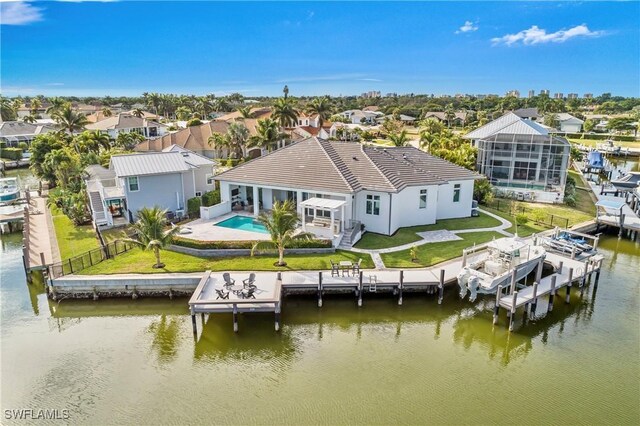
[330,209,335,235]
[302,207,306,232]
[296,190,303,215]
[253,186,259,217]
[341,204,345,232]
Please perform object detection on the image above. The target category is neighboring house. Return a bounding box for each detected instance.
[329,122,381,141]
[86,109,162,123]
[422,111,468,127]
[84,150,216,227]
[340,109,384,125]
[296,113,321,127]
[213,137,478,245]
[0,121,57,146]
[376,114,417,125]
[134,120,229,158]
[464,112,571,203]
[512,108,541,121]
[85,113,168,139]
[216,107,273,122]
[556,113,584,133]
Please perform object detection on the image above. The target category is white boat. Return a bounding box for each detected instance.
[458,237,546,302]
[0,177,20,204]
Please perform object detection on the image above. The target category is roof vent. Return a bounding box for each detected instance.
[352,156,358,161]
[181,152,189,157]
[402,154,407,160]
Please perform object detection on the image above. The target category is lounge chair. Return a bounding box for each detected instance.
[243,273,257,289]
[241,287,256,299]
[330,260,340,277]
[215,289,229,300]
[222,273,235,288]
[352,258,363,275]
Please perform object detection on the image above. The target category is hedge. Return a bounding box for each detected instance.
[187,197,201,217]
[202,190,221,207]
[1,147,23,160]
[172,236,333,250]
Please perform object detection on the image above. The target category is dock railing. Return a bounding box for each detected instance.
[48,239,134,279]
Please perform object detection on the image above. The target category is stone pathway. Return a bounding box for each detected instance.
[351,208,514,269]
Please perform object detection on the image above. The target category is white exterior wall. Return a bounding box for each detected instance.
[389,186,439,233]
[435,180,474,220]
[192,166,215,195]
[560,122,582,133]
[354,191,391,235]
[124,173,185,220]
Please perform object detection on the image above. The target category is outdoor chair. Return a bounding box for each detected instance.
[222,273,235,288]
[330,260,340,277]
[352,258,363,275]
[215,289,229,300]
[241,287,256,299]
[243,273,257,289]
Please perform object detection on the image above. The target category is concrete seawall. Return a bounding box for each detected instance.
[168,244,335,258]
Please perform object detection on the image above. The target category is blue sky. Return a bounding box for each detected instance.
[1,1,639,97]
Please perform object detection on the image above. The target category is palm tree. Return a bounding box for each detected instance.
[127,207,180,268]
[74,130,112,153]
[207,133,228,158]
[45,97,66,115]
[249,118,285,151]
[236,106,253,119]
[146,92,162,117]
[22,115,37,124]
[195,97,213,119]
[213,97,230,112]
[0,96,17,121]
[102,107,113,117]
[388,130,409,147]
[306,96,332,128]
[272,98,299,128]
[29,98,42,116]
[251,199,313,266]
[175,106,192,121]
[226,121,250,158]
[51,104,89,134]
[131,108,144,118]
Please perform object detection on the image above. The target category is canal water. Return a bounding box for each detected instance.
[1,236,639,423]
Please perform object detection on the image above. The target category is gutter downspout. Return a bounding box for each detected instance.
[388,193,393,236]
[180,172,185,211]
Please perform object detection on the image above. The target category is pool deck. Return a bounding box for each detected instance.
[179,212,270,242]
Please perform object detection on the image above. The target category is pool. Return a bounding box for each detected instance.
[215,215,269,234]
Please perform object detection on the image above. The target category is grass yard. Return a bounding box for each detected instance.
[380,231,503,268]
[355,212,502,250]
[568,138,640,149]
[567,170,597,217]
[50,205,100,259]
[482,207,548,237]
[100,226,132,244]
[80,248,374,275]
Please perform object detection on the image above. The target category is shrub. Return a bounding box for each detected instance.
[531,208,546,224]
[201,190,221,207]
[172,237,332,250]
[409,246,418,262]
[473,178,494,205]
[186,118,202,127]
[17,142,29,151]
[515,213,529,225]
[1,147,23,160]
[187,197,201,218]
[564,194,577,207]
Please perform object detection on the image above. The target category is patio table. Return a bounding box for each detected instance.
[228,285,244,295]
[339,261,353,276]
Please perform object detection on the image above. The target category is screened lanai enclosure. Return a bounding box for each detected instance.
[475,133,571,203]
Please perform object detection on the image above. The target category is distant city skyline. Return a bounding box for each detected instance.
[1,1,638,97]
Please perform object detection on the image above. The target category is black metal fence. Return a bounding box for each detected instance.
[486,199,570,229]
[49,240,134,278]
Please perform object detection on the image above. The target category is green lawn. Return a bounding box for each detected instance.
[50,205,100,259]
[380,231,504,268]
[568,170,597,217]
[79,248,374,275]
[100,226,132,244]
[355,212,502,250]
[481,207,548,237]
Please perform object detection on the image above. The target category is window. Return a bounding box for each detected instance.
[453,184,460,203]
[419,189,427,209]
[127,176,139,192]
[195,191,202,197]
[366,194,380,215]
[206,174,215,185]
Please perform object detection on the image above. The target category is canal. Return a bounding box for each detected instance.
[1,232,639,424]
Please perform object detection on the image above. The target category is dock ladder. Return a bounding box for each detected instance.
[369,275,377,292]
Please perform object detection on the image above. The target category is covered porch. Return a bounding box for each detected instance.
[299,197,347,239]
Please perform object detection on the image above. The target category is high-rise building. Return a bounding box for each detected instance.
[361,91,381,98]
[584,93,593,99]
[505,90,520,97]
[540,89,550,96]
[553,92,564,99]
[567,93,578,99]
[528,90,535,98]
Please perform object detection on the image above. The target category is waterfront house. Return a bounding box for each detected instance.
[340,109,384,125]
[212,137,478,244]
[422,111,468,127]
[555,113,584,133]
[464,112,571,203]
[85,113,168,139]
[0,121,57,146]
[84,149,216,227]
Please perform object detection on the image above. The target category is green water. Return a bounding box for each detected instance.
[1,232,639,425]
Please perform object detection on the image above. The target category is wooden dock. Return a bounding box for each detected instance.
[22,193,60,273]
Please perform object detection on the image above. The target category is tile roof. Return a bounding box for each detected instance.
[215,137,478,194]
[513,108,541,119]
[0,121,57,137]
[85,113,166,131]
[215,107,272,122]
[135,120,230,153]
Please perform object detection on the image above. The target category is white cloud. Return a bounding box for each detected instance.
[0,1,43,25]
[456,20,478,34]
[492,24,605,46]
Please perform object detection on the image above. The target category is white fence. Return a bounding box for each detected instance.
[200,201,231,220]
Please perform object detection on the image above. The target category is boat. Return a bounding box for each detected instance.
[541,232,593,255]
[610,171,640,191]
[584,150,605,171]
[458,237,546,302]
[0,177,20,204]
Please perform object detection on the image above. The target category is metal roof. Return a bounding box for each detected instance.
[110,152,191,177]
[299,197,347,210]
[595,200,626,210]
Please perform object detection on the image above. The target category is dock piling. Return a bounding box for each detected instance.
[493,285,502,325]
[398,271,403,305]
[274,302,281,332]
[358,271,363,307]
[233,304,238,333]
[566,268,574,304]
[317,272,323,308]
[548,276,557,312]
[530,282,539,319]
[438,269,444,304]
[191,313,197,336]
[508,291,518,331]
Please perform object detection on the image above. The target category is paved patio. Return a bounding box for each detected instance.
[178,212,271,242]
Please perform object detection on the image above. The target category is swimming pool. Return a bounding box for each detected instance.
[215,215,269,234]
